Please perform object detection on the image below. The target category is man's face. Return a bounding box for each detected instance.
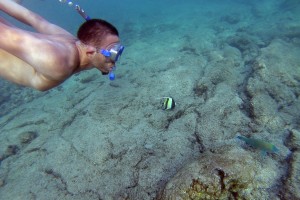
[93,34,120,74]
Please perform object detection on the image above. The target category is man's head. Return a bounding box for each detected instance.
[77,19,119,47]
[76,19,122,75]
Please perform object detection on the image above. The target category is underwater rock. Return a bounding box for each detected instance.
[285,151,300,199]
[280,0,300,12]
[179,46,199,56]
[0,145,20,162]
[193,82,208,98]
[160,150,279,199]
[0,179,4,187]
[79,74,98,84]
[0,145,20,163]
[0,93,10,105]
[282,129,300,199]
[226,34,260,63]
[250,93,285,131]
[227,35,253,53]
[251,1,281,18]
[245,39,300,130]
[18,131,38,144]
[220,14,240,24]
[5,145,19,157]
[281,22,300,40]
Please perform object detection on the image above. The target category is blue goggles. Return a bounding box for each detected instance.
[100,43,124,62]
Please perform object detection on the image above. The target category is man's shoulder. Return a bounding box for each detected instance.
[44,36,79,76]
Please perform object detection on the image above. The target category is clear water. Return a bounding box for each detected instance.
[0,0,299,199]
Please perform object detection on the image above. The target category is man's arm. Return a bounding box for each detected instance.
[0,0,73,36]
[0,21,73,80]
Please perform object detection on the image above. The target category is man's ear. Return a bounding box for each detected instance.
[85,45,97,56]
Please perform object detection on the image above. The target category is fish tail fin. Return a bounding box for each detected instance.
[272,145,280,155]
[236,134,247,142]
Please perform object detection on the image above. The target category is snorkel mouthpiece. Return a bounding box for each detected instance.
[109,71,115,80]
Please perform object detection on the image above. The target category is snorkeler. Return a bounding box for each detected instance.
[0,0,124,91]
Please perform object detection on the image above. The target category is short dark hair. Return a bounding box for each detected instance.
[77,19,119,46]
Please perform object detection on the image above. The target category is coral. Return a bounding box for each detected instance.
[160,149,280,200]
[185,176,249,200]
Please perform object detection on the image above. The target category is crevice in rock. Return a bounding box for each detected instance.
[14,120,47,129]
[58,107,88,133]
[0,108,26,129]
[0,145,20,163]
[277,152,296,199]
[126,154,150,190]
[25,147,47,154]
[126,171,139,189]
[28,191,37,200]
[278,129,299,199]
[164,109,185,130]
[109,149,128,161]
[192,131,206,154]
[237,60,256,120]
[44,168,74,196]
[215,168,226,191]
[227,33,264,121]
[192,109,206,154]
[58,135,102,168]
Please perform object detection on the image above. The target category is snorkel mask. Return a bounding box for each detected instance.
[60,0,124,80]
[100,44,124,63]
[100,43,125,80]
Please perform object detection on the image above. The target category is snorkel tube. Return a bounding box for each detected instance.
[59,0,90,20]
[75,5,91,21]
[59,0,118,81]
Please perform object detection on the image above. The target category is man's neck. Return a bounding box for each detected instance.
[75,40,92,72]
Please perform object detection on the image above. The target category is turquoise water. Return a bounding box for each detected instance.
[0,0,300,199]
